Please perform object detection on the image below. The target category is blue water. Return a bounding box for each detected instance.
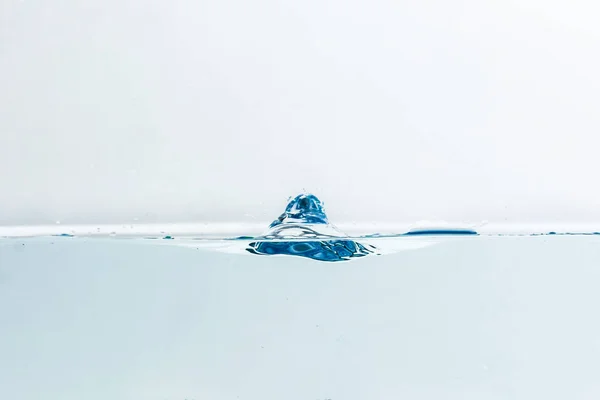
[2,234,600,399]
[247,239,377,262]
[2,194,600,399]
[269,193,330,228]
[242,193,477,262]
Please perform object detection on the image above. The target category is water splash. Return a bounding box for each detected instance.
[247,239,376,262]
[247,194,378,262]
[269,194,329,228]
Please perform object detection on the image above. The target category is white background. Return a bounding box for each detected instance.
[2,0,600,227]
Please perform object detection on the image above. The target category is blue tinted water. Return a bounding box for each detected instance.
[2,195,600,399]
[2,234,600,400]
[242,193,477,262]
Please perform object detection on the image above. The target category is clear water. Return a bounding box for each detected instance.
[2,195,600,399]
[2,235,600,399]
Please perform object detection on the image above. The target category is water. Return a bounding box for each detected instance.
[2,195,600,399]
[240,193,476,262]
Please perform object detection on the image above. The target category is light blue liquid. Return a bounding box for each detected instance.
[2,235,600,399]
[1,195,599,399]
